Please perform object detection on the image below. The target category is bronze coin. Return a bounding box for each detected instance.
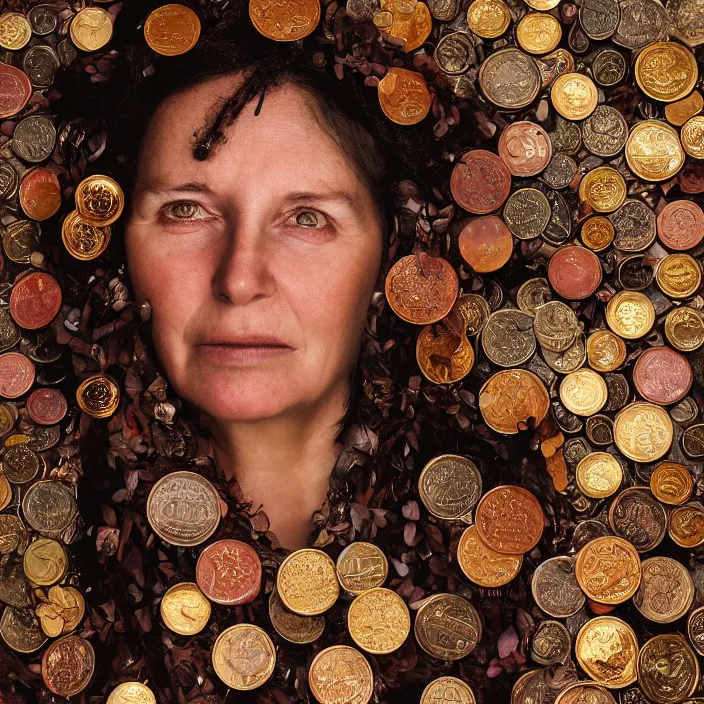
[22,480,77,534]
[268,590,325,644]
[196,539,262,606]
[26,388,67,425]
[18,167,61,222]
[548,246,602,300]
[637,634,698,704]
[683,424,704,458]
[531,620,571,666]
[0,351,34,399]
[2,444,40,484]
[656,200,704,251]
[458,215,513,273]
[608,486,666,552]
[41,634,95,697]
[414,593,482,660]
[498,121,552,177]
[0,63,32,119]
[610,199,656,252]
[450,150,511,214]
[9,271,62,330]
[632,346,693,405]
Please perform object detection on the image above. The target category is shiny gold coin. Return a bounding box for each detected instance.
[348,587,410,655]
[336,541,388,595]
[62,210,111,261]
[656,253,702,298]
[665,306,704,352]
[143,4,201,56]
[587,329,627,373]
[575,616,638,688]
[457,524,522,587]
[249,0,320,41]
[414,593,482,660]
[24,538,68,587]
[160,582,211,636]
[416,323,474,384]
[516,13,562,55]
[633,556,694,623]
[575,536,641,604]
[107,682,157,704]
[0,472,11,511]
[76,374,120,418]
[559,368,608,416]
[637,634,699,704]
[466,0,510,39]
[634,41,698,103]
[625,120,685,182]
[0,12,31,50]
[69,7,114,51]
[75,175,124,227]
[212,623,275,690]
[605,290,655,339]
[581,216,615,251]
[551,72,598,120]
[421,677,476,704]
[373,0,432,52]
[575,452,622,499]
[669,503,704,548]
[681,115,704,159]
[579,166,627,213]
[277,548,339,616]
[378,67,432,126]
[614,402,673,462]
[650,462,694,505]
[36,585,85,637]
[308,645,373,704]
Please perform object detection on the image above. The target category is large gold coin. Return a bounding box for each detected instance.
[421,677,476,704]
[634,42,698,102]
[414,593,481,660]
[579,166,627,213]
[62,210,111,261]
[144,4,201,56]
[625,120,685,181]
[249,0,320,41]
[76,374,120,418]
[212,624,275,690]
[0,12,31,50]
[348,587,410,654]
[587,329,626,372]
[613,402,673,462]
[650,462,694,505]
[575,616,638,688]
[575,452,622,499]
[605,290,655,339]
[457,525,522,587]
[656,253,702,298]
[466,0,510,39]
[308,645,373,704]
[551,73,598,120]
[516,13,562,55]
[633,556,694,623]
[637,634,699,704]
[70,8,113,51]
[107,682,157,704]
[378,67,432,126]
[336,541,388,595]
[75,175,124,227]
[669,503,704,548]
[559,368,608,416]
[277,548,339,616]
[681,116,704,159]
[160,582,211,635]
[575,536,641,604]
[24,538,68,587]
[665,306,704,352]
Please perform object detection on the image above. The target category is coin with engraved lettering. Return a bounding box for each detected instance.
[308,645,373,704]
[196,539,262,605]
[503,188,551,239]
[268,590,325,644]
[212,623,275,690]
[666,0,704,46]
[418,454,482,521]
[144,3,201,56]
[625,120,685,182]
[638,634,698,704]
[421,677,476,704]
[610,200,657,253]
[531,556,585,617]
[575,616,638,688]
[482,309,536,367]
[582,106,628,158]
[451,150,512,215]
[456,294,491,336]
[633,556,694,623]
[336,541,388,595]
[575,536,641,604]
[478,47,542,110]
[414,593,481,660]
[633,347,692,405]
[457,524,523,587]
[11,115,56,164]
[608,486,667,552]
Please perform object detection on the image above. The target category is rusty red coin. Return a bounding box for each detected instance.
[657,200,704,251]
[195,539,262,606]
[19,167,62,222]
[498,121,553,177]
[26,388,67,425]
[459,215,514,273]
[633,346,693,405]
[10,271,62,330]
[548,245,603,300]
[450,149,511,215]
[0,64,32,119]
[0,352,34,399]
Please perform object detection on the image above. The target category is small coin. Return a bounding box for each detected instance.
[377,67,431,125]
[665,90,703,126]
[579,166,627,213]
[26,388,67,425]
[650,461,694,505]
[418,454,482,520]
[542,332,586,374]
[11,114,56,163]
[24,537,68,587]
[633,346,693,405]
[19,167,61,221]
[478,47,542,110]
[580,0,620,40]
[669,503,704,547]
[531,619,570,666]
[75,174,124,227]
[10,271,62,330]
[308,645,373,704]
[542,152,577,189]
[503,188,551,239]
[414,593,481,660]
[21,45,60,90]
[0,514,25,555]
[456,294,491,335]
[637,634,698,704]
[608,486,667,552]
[268,590,325,644]
[613,402,673,462]
[634,41,698,102]
[576,452,622,498]
[336,541,388,595]
[683,424,704,458]
[0,63,32,119]
[421,677,476,704]
[531,555,585,618]
[107,682,157,704]
[434,32,476,76]
[212,623,276,690]
[551,72,598,120]
[160,582,211,635]
[76,374,120,418]
[618,254,654,290]
[466,0,510,38]
[605,291,654,339]
[144,4,201,56]
[277,548,339,616]
[0,606,47,653]
[550,115,582,154]
[516,13,562,55]
[613,0,668,49]
[581,216,615,251]
[3,444,40,484]
[610,199,657,252]
[533,300,580,353]
[458,215,513,273]
[62,210,112,261]
[196,539,262,605]
[0,351,34,399]
[559,369,607,416]
[575,536,641,604]
[681,116,704,159]
[482,309,536,367]
[575,616,638,688]
[517,278,552,317]
[633,556,694,623]
[457,524,522,587]
[70,7,113,51]
[587,329,626,373]
[625,120,685,182]
[451,150,511,215]
[593,48,627,87]
[665,306,704,351]
[3,219,39,264]
[581,106,628,158]
[0,13,31,50]
[548,246,602,300]
[657,200,704,251]
[23,481,77,534]
[656,253,701,298]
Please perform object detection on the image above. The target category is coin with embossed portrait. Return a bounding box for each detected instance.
[531,619,570,666]
[657,200,704,251]
[308,645,373,704]
[555,683,617,704]
[625,120,685,181]
[575,536,641,604]
[457,524,522,587]
[580,0,619,40]
[587,329,626,373]
[107,682,157,704]
[22,480,77,534]
[613,0,668,48]
[575,616,637,688]
[41,634,95,697]
[336,541,388,595]
[517,278,552,317]
[533,300,579,353]
[421,677,476,704]
[531,556,585,618]
[633,556,694,623]
[249,0,320,41]
[593,48,627,87]
[434,32,476,75]
[418,454,482,521]
[373,0,432,51]
[638,634,698,704]
[608,486,667,552]
[610,199,657,252]
[414,593,481,660]
[559,369,607,416]
[614,402,673,462]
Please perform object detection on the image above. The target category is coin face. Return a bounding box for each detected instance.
[478,47,542,110]
[534,301,579,353]
[336,541,388,595]
[10,271,62,330]
[146,471,221,547]
[0,606,47,653]
[160,582,210,635]
[107,682,157,704]
[22,481,77,534]
[587,329,626,373]
[605,291,654,339]
[689,607,704,656]
[377,67,431,125]
[542,152,578,189]
[62,210,112,261]
[669,503,704,547]
[531,556,585,618]
[633,346,693,405]
[457,524,522,586]
[665,306,704,352]
[656,253,701,298]
[458,215,513,272]
[212,623,276,690]
[593,48,627,87]
[348,587,410,654]
[503,188,551,239]
[74,174,124,226]
[70,7,113,51]
[579,166,627,213]
[517,278,552,317]
[555,683,617,704]
[681,115,704,159]
[418,454,482,520]
[434,32,476,76]
[575,536,641,604]
[308,645,373,704]
[373,0,432,51]
[277,548,339,615]
[580,0,619,39]
[41,634,95,697]
[0,63,32,119]
[582,106,628,158]
[608,486,667,552]
[614,401,673,462]
[576,452,622,498]
[633,556,694,623]
[421,677,476,704]
[482,309,536,367]
[559,369,608,416]
[417,322,474,384]
[656,200,704,251]
[531,619,570,666]
[0,13,31,51]
[144,4,201,56]
[650,462,693,505]
[548,246,602,300]
[19,167,61,221]
[268,590,325,644]
[498,121,552,178]
[26,388,67,425]
[196,539,262,605]
[614,0,668,48]
[638,634,699,704]
[76,374,120,418]
[3,444,40,484]
[634,41,698,102]
[584,412,612,446]
[414,593,482,660]
[451,150,511,214]
[516,13,562,54]
[626,120,685,181]
[551,72,598,120]
[575,616,638,688]
[665,90,703,126]
[466,0,510,39]
[24,537,68,587]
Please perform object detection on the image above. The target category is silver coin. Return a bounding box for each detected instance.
[593,48,627,86]
[11,115,57,164]
[503,188,551,240]
[610,199,656,252]
[580,0,620,39]
[582,105,628,158]
[613,0,668,48]
[541,153,578,189]
[27,4,58,35]
[434,31,476,75]
[21,45,60,89]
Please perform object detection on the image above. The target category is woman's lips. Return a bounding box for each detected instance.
[196,342,293,365]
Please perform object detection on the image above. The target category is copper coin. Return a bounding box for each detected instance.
[632,346,693,405]
[0,63,32,119]
[196,539,262,606]
[26,388,67,425]
[385,253,458,325]
[41,634,95,697]
[144,4,201,56]
[498,121,552,177]
[18,167,61,222]
[0,352,34,398]
[10,271,62,330]
[450,150,511,214]
[458,215,513,273]
[656,200,704,251]
[548,246,602,300]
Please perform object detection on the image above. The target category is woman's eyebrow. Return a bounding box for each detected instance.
[286,190,357,209]
[140,181,211,196]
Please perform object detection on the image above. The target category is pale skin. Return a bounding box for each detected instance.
[125,72,384,550]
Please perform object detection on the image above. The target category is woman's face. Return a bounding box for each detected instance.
[125,74,384,423]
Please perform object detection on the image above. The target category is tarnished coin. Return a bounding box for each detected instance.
[575,616,638,688]
[633,347,693,405]
[608,486,667,552]
[548,246,602,300]
[650,462,693,505]
[414,593,481,660]
[336,541,388,595]
[377,67,431,125]
[587,329,626,373]
[656,253,701,299]
[76,374,120,418]
[618,254,654,290]
[665,306,704,352]
[555,683,617,704]
[503,188,551,239]
[24,537,68,587]
[3,444,40,484]
[517,278,552,317]
[75,174,124,227]
[634,41,698,102]
[657,200,704,251]
[160,582,211,635]
[19,167,61,221]
[606,291,654,339]
[666,0,704,46]
[516,13,562,55]
[0,471,11,510]
[580,0,619,40]
[0,402,17,437]
[542,152,578,189]
[531,620,570,666]
[196,539,262,605]
[534,301,580,354]
[421,677,476,704]
[41,635,94,697]
[613,0,668,48]
[593,48,627,86]
[385,253,458,324]
[107,682,157,704]
[575,536,641,604]
[531,556,585,618]
[146,471,221,547]
[625,120,685,182]
[576,452,622,498]
[23,481,77,534]
[308,645,373,704]
[0,514,25,554]
[348,587,410,654]
[418,454,482,520]
[0,63,32,119]
[144,4,201,56]
[579,166,627,213]
[416,321,473,384]
[610,199,657,252]
[614,403,673,462]
[62,210,111,261]
[277,548,339,616]
[478,47,542,110]
[10,271,62,330]
[683,424,704,458]
[268,590,325,644]
[633,556,694,623]
[559,369,607,416]
[26,388,67,426]
[11,115,56,163]
[457,524,522,587]
[0,351,34,399]
[551,72,598,120]
[665,90,703,126]
[669,503,704,547]
[451,150,511,215]
[466,0,510,39]
[0,606,47,653]
[550,115,582,154]
[541,332,586,374]
[581,216,615,251]
[637,634,698,704]
[21,44,60,90]
[212,623,275,690]
[3,219,39,264]
[581,106,628,158]
[455,294,491,335]
[0,13,31,51]
[373,0,432,51]
[681,115,704,159]
[434,31,476,75]
[458,215,513,272]
[689,607,704,656]
[482,309,536,367]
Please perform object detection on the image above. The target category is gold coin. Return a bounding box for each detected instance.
[378,67,432,126]
[581,216,615,251]
[665,306,704,351]
[614,401,673,462]
[634,42,698,103]
[421,677,476,704]
[466,0,510,39]
[575,536,641,604]
[75,174,124,227]
[516,13,562,55]
[76,374,120,418]
[107,682,157,704]
[650,461,694,505]
[308,645,373,704]
[625,120,685,182]
[681,115,704,159]
[457,524,522,587]
[579,166,627,213]
[24,538,68,587]
[0,472,11,511]
[633,556,694,623]
[523,0,560,8]
[551,72,598,120]
[416,324,474,384]
[555,683,617,704]
[605,290,655,339]
[637,634,699,704]
[268,590,325,644]
[70,7,114,51]
[575,616,638,688]
[62,210,111,261]
[144,4,201,56]
[336,541,388,595]
[665,90,703,127]
[212,624,275,690]
[249,0,320,41]
[0,12,31,50]
[575,452,622,499]
[418,454,482,521]
[656,253,702,298]
[277,548,339,616]
[414,593,481,660]
[669,503,704,548]
[587,329,626,372]
[347,587,410,654]
[373,0,432,52]
[559,368,608,416]
[160,582,211,635]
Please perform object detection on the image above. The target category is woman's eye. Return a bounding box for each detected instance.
[162,201,203,221]
[289,209,328,229]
